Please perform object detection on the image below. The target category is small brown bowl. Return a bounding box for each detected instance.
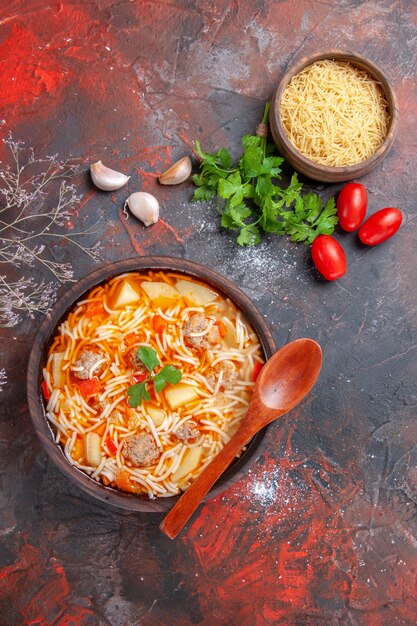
[27,257,276,512]
[270,50,398,183]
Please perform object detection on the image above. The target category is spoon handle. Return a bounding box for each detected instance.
[160,419,255,539]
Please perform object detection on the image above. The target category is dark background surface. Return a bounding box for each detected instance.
[1,1,417,624]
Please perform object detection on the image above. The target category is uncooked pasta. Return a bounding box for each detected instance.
[279,59,390,167]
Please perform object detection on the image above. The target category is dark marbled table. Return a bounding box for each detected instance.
[1,1,416,624]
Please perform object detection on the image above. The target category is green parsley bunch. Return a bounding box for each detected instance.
[191,103,338,246]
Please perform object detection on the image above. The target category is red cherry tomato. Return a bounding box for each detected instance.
[311,235,347,281]
[358,208,402,246]
[336,182,368,232]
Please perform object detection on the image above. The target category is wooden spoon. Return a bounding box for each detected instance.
[160,338,322,539]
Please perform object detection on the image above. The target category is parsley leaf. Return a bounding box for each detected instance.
[276,172,303,207]
[153,365,182,393]
[263,218,284,234]
[256,174,276,199]
[237,224,261,246]
[315,198,338,235]
[191,103,337,247]
[240,144,263,178]
[261,155,284,177]
[221,202,252,230]
[303,192,322,223]
[242,134,261,150]
[218,171,243,199]
[137,346,160,372]
[277,194,338,244]
[217,147,233,169]
[192,185,215,202]
[127,382,150,407]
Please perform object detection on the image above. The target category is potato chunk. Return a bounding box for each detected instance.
[113,280,141,309]
[141,282,179,308]
[171,446,203,483]
[175,279,217,306]
[222,317,239,348]
[84,432,102,467]
[164,384,199,410]
[146,405,166,427]
[52,352,66,388]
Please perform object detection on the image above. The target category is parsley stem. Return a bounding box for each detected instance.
[213,166,239,175]
[262,102,271,125]
[260,102,270,157]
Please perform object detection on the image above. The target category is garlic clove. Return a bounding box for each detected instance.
[125,192,159,227]
[90,161,130,191]
[159,156,192,185]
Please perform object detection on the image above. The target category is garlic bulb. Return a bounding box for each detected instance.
[125,192,159,226]
[90,161,130,191]
[159,156,192,185]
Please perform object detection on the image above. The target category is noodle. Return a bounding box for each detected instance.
[280,59,390,167]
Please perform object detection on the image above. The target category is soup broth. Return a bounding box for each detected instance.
[42,271,264,498]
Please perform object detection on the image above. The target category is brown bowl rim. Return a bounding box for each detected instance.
[27,257,277,513]
[270,49,399,182]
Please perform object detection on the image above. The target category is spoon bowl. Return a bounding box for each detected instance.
[160,338,322,538]
[257,338,323,412]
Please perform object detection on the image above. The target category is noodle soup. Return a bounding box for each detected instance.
[42,271,264,499]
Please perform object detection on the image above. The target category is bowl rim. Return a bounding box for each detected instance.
[27,256,277,513]
[270,49,399,181]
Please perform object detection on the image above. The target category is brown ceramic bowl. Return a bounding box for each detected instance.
[27,257,276,512]
[270,50,398,182]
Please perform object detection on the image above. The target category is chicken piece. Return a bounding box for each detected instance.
[206,360,238,390]
[183,314,221,350]
[174,423,199,443]
[123,433,159,467]
[125,346,147,374]
[72,347,106,380]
